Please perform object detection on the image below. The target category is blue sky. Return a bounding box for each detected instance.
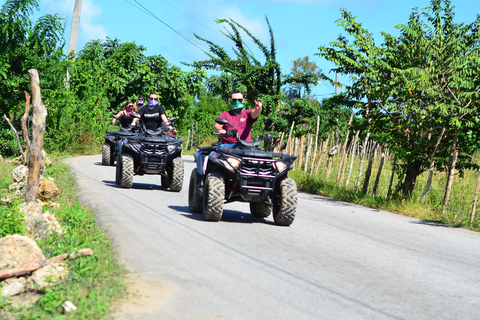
[32,0,480,98]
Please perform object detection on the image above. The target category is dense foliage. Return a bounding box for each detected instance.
[316,0,480,198]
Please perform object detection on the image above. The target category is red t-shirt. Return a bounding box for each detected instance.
[218,109,257,144]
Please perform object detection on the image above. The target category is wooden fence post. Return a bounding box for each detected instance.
[25,69,47,203]
[310,116,320,175]
[356,131,370,192]
[304,135,313,172]
[386,156,397,200]
[286,121,295,154]
[21,91,31,161]
[345,130,360,189]
[315,138,329,175]
[362,141,377,195]
[470,167,480,223]
[372,143,385,197]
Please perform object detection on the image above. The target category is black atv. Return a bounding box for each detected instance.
[188,118,298,226]
[115,117,184,191]
[102,115,139,166]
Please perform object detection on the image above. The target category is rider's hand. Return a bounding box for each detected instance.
[219,129,226,134]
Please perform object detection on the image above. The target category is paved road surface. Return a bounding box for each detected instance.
[66,155,480,319]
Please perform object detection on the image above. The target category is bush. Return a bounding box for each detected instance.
[0,126,20,157]
[0,199,26,237]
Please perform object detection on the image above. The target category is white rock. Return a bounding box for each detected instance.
[62,300,77,312]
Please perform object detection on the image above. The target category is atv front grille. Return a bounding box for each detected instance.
[239,157,276,191]
[240,157,276,178]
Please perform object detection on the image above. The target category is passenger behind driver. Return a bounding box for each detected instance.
[112,101,136,128]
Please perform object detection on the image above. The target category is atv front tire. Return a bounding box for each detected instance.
[203,172,224,221]
[250,202,272,218]
[273,177,297,226]
[188,168,202,213]
[120,154,134,188]
[102,143,112,166]
[169,157,184,192]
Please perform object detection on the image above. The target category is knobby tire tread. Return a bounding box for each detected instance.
[120,154,134,188]
[273,177,297,226]
[203,172,224,221]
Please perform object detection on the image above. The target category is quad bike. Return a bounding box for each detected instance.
[115,117,184,191]
[102,115,139,166]
[188,118,298,226]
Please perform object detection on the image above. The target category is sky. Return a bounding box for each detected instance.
[27,0,480,98]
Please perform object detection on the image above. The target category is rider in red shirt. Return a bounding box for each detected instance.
[214,91,263,144]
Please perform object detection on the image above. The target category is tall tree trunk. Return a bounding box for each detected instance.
[372,143,385,197]
[362,141,377,194]
[421,128,446,204]
[400,160,422,200]
[25,69,47,203]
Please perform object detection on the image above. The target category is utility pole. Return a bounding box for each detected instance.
[67,0,83,59]
[335,72,339,95]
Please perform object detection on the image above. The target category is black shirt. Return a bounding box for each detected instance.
[137,105,166,131]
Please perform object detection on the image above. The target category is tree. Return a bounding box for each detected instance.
[0,0,65,120]
[191,17,283,115]
[284,56,322,100]
[316,0,480,199]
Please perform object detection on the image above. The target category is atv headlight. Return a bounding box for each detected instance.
[167,145,177,152]
[220,156,241,171]
[274,161,287,173]
[226,157,241,169]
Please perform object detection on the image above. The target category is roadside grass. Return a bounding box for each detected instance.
[291,152,480,231]
[0,157,128,319]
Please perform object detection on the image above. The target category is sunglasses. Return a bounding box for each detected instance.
[232,98,243,102]
[127,105,134,107]
[149,97,158,100]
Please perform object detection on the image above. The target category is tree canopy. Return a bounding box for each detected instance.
[316,0,480,198]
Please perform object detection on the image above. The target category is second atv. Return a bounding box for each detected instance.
[116,117,184,191]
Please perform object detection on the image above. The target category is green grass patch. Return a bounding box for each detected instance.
[0,157,128,319]
[291,152,480,231]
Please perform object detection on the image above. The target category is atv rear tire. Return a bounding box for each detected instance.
[102,143,112,166]
[169,157,184,192]
[273,177,297,226]
[188,168,202,213]
[250,202,272,218]
[203,172,224,221]
[120,154,134,188]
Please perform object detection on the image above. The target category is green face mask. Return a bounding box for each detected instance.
[231,100,245,113]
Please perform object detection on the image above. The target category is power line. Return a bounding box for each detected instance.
[125,0,210,55]
[199,0,298,60]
